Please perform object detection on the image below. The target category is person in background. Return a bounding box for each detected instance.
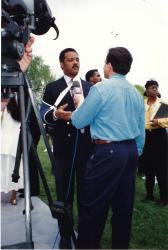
[63,46,145,249]
[140,80,168,206]
[1,96,23,205]
[1,37,36,205]
[40,48,93,249]
[85,69,102,85]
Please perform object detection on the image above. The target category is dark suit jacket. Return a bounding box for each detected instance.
[40,77,92,158]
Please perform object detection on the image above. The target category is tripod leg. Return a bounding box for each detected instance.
[19,85,33,244]
[24,74,56,168]
[24,74,77,248]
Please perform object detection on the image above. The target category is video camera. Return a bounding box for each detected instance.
[1,0,59,62]
[1,0,59,99]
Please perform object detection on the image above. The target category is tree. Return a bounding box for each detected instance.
[134,84,145,96]
[27,56,55,102]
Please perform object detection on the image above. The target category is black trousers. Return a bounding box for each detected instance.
[53,156,87,237]
[77,140,138,249]
[141,128,168,200]
[52,133,93,238]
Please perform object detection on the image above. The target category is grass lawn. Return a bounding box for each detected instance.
[38,139,168,249]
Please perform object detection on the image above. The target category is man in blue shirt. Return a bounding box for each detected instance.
[58,47,145,249]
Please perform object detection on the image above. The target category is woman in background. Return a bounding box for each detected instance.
[140,80,168,206]
[1,36,35,205]
[1,95,23,205]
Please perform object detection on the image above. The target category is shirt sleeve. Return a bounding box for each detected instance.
[135,98,145,156]
[71,86,102,129]
[158,118,168,128]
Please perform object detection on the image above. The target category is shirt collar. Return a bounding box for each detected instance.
[144,97,161,109]
[64,74,81,86]
[145,97,160,105]
[110,73,126,79]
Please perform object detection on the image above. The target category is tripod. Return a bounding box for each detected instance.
[1,70,77,249]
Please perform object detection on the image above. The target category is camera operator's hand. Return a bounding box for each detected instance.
[18,36,35,72]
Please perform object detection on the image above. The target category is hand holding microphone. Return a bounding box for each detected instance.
[73,94,84,108]
[71,81,84,108]
[54,104,72,120]
[52,81,84,121]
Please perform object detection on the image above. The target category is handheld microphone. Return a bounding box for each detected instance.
[71,81,82,97]
[71,81,85,134]
[71,81,84,107]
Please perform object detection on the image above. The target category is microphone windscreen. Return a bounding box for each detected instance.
[72,81,80,88]
[71,81,82,95]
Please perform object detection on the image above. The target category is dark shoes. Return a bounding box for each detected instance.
[19,194,25,198]
[142,195,155,202]
[142,195,168,207]
[59,236,72,249]
[18,189,24,194]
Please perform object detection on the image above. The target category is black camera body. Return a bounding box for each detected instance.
[1,0,59,99]
[1,0,59,62]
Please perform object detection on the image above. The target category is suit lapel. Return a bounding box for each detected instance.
[81,80,89,97]
[58,77,75,109]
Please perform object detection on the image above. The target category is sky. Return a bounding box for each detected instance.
[33,0,168,100]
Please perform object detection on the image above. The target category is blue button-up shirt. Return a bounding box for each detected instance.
[71,74,145,155]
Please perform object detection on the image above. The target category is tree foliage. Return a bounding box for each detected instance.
[134,84,145,96]
[27,56,55,102]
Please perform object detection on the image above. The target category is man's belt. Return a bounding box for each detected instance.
[93,139,112,145]
[93,139,135,145]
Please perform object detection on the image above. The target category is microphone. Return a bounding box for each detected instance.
[71,81,85,134]
[71,81,84,107]
[71,81,82,97]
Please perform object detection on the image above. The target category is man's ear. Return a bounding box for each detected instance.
[108,62,113,75]
[60,62,63,70]
[90,76,94,83]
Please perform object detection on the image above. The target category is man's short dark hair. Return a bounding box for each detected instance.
[59,48,78,62]
[145,79,159,89]
[106,47,133,75]
[85,69,98,82]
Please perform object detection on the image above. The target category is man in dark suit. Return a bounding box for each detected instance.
[40,48,92,249]
[85,69,102,85]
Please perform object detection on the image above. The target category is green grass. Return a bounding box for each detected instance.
[38,139,168,249]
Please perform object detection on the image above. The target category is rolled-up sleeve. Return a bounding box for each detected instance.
[135,99,145,156]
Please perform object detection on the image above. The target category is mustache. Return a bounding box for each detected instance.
[72,65,79,69]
